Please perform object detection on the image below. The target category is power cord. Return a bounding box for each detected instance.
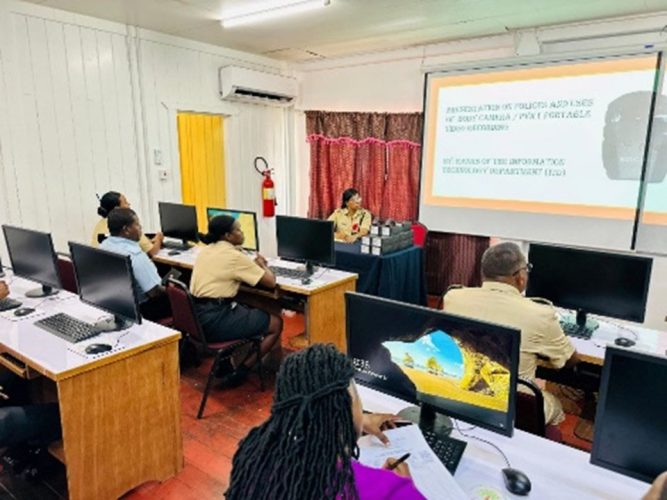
[454,420,511,468]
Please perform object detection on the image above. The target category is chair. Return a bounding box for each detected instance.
[516,378,562,442]
[165,279,264,419]
[411,222,428,247]
[57,253,78,294]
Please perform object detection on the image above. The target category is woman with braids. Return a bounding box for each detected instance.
[226,344,426,499]
[91,191,163,257]
[191,215,283,383]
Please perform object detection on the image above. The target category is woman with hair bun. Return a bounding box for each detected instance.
[91,191,163,257]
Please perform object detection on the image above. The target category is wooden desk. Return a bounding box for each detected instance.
[561,313,667,366]
[0,274,182,500]
[154,248,358,352]
[358,385,649,500]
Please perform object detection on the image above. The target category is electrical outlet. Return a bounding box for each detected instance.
[158,169,168,181]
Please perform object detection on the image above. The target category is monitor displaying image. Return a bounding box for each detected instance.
[207,207,259,252]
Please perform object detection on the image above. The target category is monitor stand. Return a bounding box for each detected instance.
[93,315,133,333]
[305,261,315,276]
[398,403,453,437]
[562,309,599,332]
[25,285,59,298]
[162,239,192,251]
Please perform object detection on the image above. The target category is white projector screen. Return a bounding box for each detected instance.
[419,54,660,250]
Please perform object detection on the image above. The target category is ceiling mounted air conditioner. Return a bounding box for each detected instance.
[219,66,298,106]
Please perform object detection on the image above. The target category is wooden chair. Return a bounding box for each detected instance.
[516,378,562,442]
[165,279,264,419]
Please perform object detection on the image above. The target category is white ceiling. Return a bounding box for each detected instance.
[24,0,667,61]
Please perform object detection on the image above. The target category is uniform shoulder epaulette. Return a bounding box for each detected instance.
[528,296,553,306]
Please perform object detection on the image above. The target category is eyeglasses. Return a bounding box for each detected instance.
[512,262,533,276]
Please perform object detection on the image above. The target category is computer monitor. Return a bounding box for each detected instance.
[158,202,198,247]
[526,244,652,328]
[590,347,667,483]
[2,225,61,298]
[346,292,520,437]
[276,216,335,274]
[0,254,4,278]
[68,242,142,332]
[206,207,259,252]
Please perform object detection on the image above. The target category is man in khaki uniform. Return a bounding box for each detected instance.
[443,242,578,425]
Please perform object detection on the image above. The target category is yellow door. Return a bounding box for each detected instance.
[177,112,226,232]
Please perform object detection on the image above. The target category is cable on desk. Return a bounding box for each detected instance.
[454,420,511,469]
[591,315,639,342]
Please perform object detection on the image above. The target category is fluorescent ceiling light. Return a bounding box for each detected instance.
[221,0,330,29]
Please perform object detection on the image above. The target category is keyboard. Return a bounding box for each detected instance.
[162,240,191,251]
[34,313,98,343]
[0,298,22,312]
[422,430,467,474]
[269,266,311,280]
[560,320,594,340]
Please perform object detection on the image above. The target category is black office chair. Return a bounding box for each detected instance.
[515,378,562,442]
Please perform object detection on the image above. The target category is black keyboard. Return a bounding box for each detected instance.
[0,298,22,312]
[269,266,311,280]
[34,313,98,343]
[162,240,191,251]
[422,430,467,474]
[560,320,595,340]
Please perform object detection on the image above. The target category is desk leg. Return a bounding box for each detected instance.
[305,279,357,353]
[57,341,183,500]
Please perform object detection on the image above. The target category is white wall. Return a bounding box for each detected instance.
[0,0,293,260]
[295,14,667,332]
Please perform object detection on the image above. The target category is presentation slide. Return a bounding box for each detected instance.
[419,55,659,249]
[636,74,667,255]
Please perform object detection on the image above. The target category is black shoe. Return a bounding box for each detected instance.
[215,358,235,378]
[219,366,249,389]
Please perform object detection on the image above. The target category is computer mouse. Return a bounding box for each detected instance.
[167,250,181,256]
[614,337,636,348]
[85,343,113,355]
[301,277,312,285]
[13,307,35,317]
[502,468,532,496]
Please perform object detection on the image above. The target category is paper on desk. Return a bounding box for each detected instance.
[357,425,467,500]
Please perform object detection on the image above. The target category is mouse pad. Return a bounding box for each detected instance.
[67,340,127,359]
[0,308,47,322]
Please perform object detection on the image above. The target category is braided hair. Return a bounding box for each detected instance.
[226,344,360,500]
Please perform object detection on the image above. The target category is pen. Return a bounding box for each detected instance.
[387,452,411,471]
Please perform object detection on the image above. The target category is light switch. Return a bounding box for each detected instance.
[153,149,163,165]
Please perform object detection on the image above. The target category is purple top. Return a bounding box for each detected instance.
[351,461,427,500]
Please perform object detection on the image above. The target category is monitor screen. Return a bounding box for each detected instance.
[276,216,335,266]
[346,293,520,436]
[68,242,141,325]
[526,244,652,323]
[591,347,667,483]
[2,225,61,290]
[206,207,259,251]
[158,202,198,242]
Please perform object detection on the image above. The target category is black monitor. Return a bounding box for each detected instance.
[68,242,142,332]
[158,202,198,247]
[2,225,61,298]
[276,216,335,274]
[591,347,667,483]
[346,292,520,437]
[206,207,259,252]
[0,254,4,278]
[526,244,652,327]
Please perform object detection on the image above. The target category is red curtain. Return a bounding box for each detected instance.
[306,111,422,221]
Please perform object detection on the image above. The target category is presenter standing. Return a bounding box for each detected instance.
[328,188,372,243]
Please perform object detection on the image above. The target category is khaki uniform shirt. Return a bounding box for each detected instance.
[190,241,265,299]
[91,218,152,253]
[328,208,372,238]
[443,281,575,425]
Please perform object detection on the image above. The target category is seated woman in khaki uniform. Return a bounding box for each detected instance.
[190,215,283,382]
[328,188,372,243]
[91,191,163,257]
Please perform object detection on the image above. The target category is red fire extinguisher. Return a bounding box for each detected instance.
[255,157,276,217]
